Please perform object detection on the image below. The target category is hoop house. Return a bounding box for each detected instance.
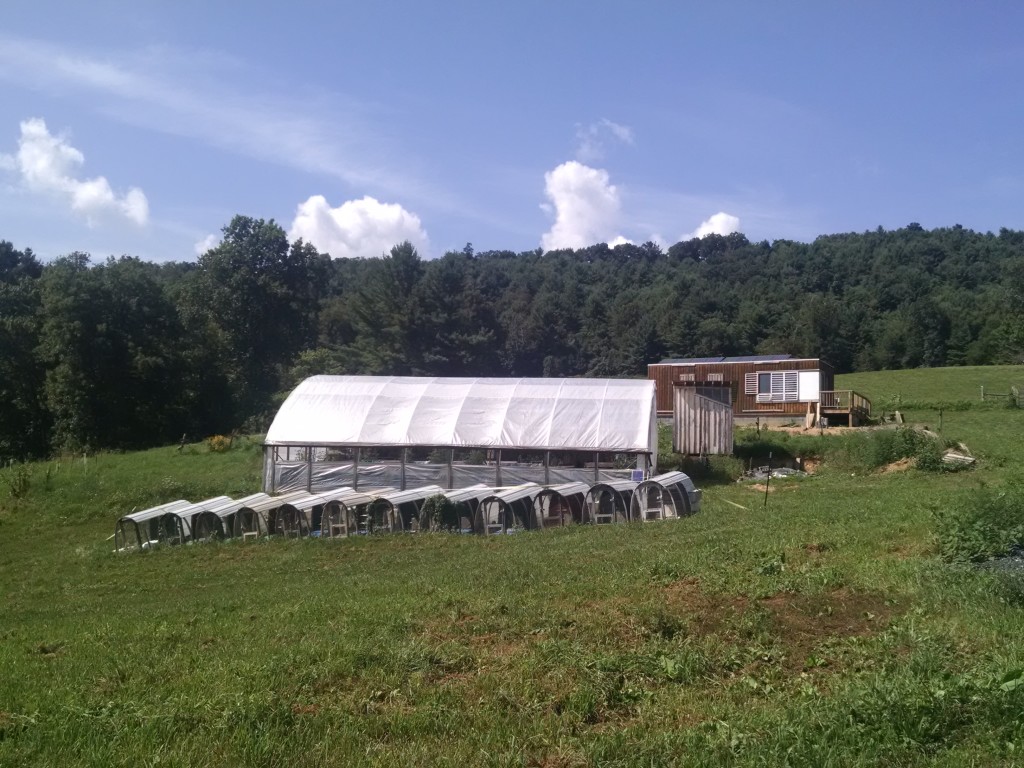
[476,484,543,535]
[363,485,445,533]
[320,488,379,538]
[263,376,657,492]
[275,489,364,537]
[629,471,702,522]
[533,482,589,527]
[191,493,269,542]
[158,496,233,544]
[443,485,492,533]
[115,499,192,551]
[232,491,310,539]
[582,480,638,524]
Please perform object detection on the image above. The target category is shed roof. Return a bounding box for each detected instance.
[656,354,795,365]
[266,376,656,453]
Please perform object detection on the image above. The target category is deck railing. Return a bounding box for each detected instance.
[820,390,871,415]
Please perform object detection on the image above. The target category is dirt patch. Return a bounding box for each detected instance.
[758,588,895,669]
[662,578,750,636]
[881,457,914,473]
[760,424,863,435]
[662,579,898,671]
[747,482,801,494]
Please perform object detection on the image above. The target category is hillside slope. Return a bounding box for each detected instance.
[2,368,1024,765]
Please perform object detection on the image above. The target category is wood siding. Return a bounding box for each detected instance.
[649,359,835,416]
[673,385,734,455]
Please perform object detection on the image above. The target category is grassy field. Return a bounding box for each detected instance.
[3,368,1024,766]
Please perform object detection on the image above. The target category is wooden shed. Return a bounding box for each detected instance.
[673,382,734,455]
[649,355,870,426]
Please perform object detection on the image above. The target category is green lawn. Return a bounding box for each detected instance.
[838,364,1024,406]
[3,369,1024,766]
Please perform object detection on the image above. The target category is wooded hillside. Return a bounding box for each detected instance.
[3,220,1022,460]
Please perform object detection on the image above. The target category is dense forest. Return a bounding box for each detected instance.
[2,217,1024,462]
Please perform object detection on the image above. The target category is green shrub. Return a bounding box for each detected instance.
[1,462,31,499]
[825,426,946,473]
[933,482,1024,562]
[418,494,459,531]
[206,435,232,453]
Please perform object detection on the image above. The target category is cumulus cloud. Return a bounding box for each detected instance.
[194,233,220,255]
[541,161,626,251]
[575,118,634,163]
[289,195,429,258]
[4,117,148,226]
[683,211,741,241]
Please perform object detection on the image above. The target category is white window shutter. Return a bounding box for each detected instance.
[783,371,798,401]
[745,373,757,394]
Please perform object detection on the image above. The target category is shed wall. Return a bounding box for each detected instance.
[673,386,734,455]
[650,359,833,416]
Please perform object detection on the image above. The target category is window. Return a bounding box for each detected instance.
[745,371,799,403]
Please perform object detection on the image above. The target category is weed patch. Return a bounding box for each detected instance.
[933,481,1024,562]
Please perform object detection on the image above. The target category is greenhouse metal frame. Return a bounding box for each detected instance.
[629,471,702,522]
[191,493,269,542]
[476,484,543,535]
[582,480,638,525]
[232,491,310,539]
[532,482,589,527]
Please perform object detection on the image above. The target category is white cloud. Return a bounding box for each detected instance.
[289,195,429,259]
[194,233,220,255]
[575,118,634,163]
[608,235,633,247]
[5,117,148,226]
[541,161,626,251]
[683,211,741,241]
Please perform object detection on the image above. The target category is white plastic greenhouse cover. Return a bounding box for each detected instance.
[266,376,657,454]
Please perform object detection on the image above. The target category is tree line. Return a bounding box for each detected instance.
[2,217,1023,462]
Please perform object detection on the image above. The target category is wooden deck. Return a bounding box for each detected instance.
[820,390,871,426]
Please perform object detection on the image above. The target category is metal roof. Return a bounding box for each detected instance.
[481,483,543,505]
[657,354,794,365]
[119,498,193,524]
[373,485,445,505]
[205,493,269,520]
[537,482,590,498]
[444,484,493,503]
[236,490,310,515]
[722,354,794,363]
[658,356,725,364]
[586,479,639,493]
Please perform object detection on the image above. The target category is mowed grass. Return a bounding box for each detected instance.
[838,364,1024,406]
[3,371,1024,766]
[838,365,1024,464]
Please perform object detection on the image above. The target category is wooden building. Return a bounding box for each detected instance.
[649,355,870,428]
[673,382,734,455]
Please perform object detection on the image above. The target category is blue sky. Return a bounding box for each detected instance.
[1,1,1022,262]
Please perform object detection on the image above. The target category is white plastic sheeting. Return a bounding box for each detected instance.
[266,376,657,454]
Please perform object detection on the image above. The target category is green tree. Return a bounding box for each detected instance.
[182,216,323,422]
[0,243,49,460]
